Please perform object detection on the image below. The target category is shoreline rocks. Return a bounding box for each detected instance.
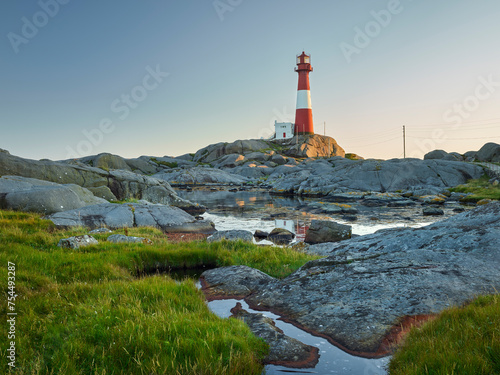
[201,203,500,356]
[46,203,215,234]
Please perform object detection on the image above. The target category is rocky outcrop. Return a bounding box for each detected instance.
[77,153,132,171]
[154,167,248,185]
[191,135,345,165]
[0,176,107,214]
[0,151,203,214]
[230,303,319,368]
[477,142,500,162]
[304,220,351,244]
[201,203,500,356]
[277,134,345,158]
[271,158,484,196]
[424,142,500,162]
[47,203,215,233]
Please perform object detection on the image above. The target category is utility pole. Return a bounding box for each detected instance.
[324,121,326,136]
[403,125,406,159]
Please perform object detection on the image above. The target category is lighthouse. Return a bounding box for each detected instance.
[294,51,314,135]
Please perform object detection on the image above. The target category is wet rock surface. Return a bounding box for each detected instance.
[201,203,500,356]
[230,303,319,368]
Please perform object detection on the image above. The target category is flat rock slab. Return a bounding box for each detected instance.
[107,234,153,244]
[46,203,215,233]
[58,235,98,249]
[201,203,500,356]
[207,230,254,243]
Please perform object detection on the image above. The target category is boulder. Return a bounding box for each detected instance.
[107,234,153,244]
[443,152,464,161]
[422,207,444,216]
[267,228,295,245]
[201,203,500,355]
[125,156,159,175]
[89,153,132,171]
[207,230,254,243]
[253,230,269,239]
[279,134,345,158]
[87,186,117,201]
[424,149,448,160]
[477,142,500,162]
[214,154,245,168]
[201,265,275,299]
[0,176,107,214]
[305,220,352,244]
[463,151,478,162]
[230,303,319,368]
[58,235,98,249]
[46,203,215,233]
[245,152,270,162]
[270,154,287,166]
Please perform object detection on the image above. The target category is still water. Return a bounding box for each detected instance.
[175,188,462,374]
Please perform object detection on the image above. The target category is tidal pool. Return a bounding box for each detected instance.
[207,299,390,375]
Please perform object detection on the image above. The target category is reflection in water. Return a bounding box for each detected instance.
[207,299,390,375]
[176,188,458,236]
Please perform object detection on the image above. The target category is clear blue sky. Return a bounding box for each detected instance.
[1,0,500,160]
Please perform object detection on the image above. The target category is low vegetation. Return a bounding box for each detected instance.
[389,294,500,375]
[151,157,178,169]
[449,175,500,202]
[0,210,320,374]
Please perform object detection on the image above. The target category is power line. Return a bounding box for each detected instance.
[408,135,500,141]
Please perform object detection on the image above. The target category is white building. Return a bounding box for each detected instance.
[274,121,294,140]
[274,219,295,234]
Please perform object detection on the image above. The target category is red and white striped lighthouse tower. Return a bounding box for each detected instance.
[294,51,314,135]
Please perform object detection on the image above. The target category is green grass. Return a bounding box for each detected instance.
[151,157,178,169]
[0,210,320,374]
[389,294,500,375]
[449,175,500,202]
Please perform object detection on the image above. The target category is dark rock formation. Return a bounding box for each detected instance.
[267,228,295,245]
[305,220,352,244]
[230,303,319,368]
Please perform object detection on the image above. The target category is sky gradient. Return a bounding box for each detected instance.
[1,0,500,160]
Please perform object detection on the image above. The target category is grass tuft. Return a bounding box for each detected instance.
[389,294,500,375]
[449,175,500,202]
